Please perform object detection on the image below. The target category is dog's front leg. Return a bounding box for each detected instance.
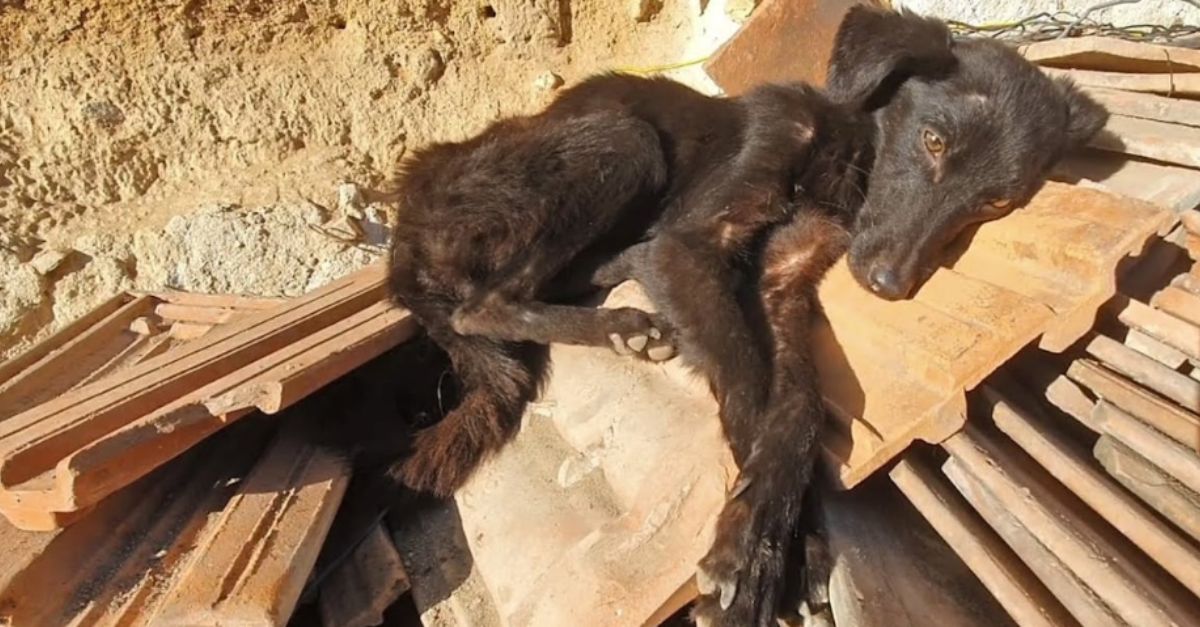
[634,228,773,462]
[693,213,849,627]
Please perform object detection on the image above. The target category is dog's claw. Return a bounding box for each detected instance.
[606,313,677,362]
[730,476,753,499]
[696,568,716,595]
[609,332,633,356]
[719,580,738,610]
[647,344,676,362]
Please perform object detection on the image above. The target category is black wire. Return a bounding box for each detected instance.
[947,3,1200,45]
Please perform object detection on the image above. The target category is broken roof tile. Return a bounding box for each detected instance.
[703,0,868,95]
[155,421,349,626]
[318,522,410,627]
[1018,36,1200,74]
[398,282,736,627]
[0,264,413,530]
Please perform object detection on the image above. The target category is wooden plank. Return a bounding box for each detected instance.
[1173,271,1200,295]
[1044,67,1200,98]
[1043,374,1100,431]
[0,267,380,450]
[941,456,1121,627]
[1124,328,1188,369]
[397,281,735,627]
[890,456,1075,627]
[125,332,175,368]
[0,301,412,521]
[944,425,1200,626]
[204,303,418,414]
[1092,115,1200,170]
[1113,296,1200,362]
[1153,285,1200,327]
[1183,209,1200,235]
[817,180,1168,487]
[318,523,410,627]
[820,265,1036,391]
[1054,151,1200,213]
[1068,359,1200,450]
[168,321,214,341]
[156,424,350,626]
[1083,334,1200,412]
[983,384,1200,598]
[1093,401,1200,495]
[1095,436,1200,544]
[953,182,1168,351]
[1020,36,1200,73]
[1082,87,1200,129]
[820,476,1013,627]
[74,331,160,388]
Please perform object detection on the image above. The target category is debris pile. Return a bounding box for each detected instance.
[0,268,416,626]
[884,35,1200,627]
[2,5,1200,627]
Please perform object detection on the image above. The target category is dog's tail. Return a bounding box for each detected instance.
[395,329,546,497]
[385,283,547,498]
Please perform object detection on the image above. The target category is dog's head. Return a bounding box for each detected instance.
[828,6,1108,300]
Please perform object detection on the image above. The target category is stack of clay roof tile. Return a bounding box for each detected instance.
[0,266,418,626]
[881,35,1200,627]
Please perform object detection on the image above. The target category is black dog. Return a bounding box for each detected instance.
[385,7,1106,626]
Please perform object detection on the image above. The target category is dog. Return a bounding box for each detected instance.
[384,6,1106,625]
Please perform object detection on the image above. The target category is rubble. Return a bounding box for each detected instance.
[2,10,1200,627]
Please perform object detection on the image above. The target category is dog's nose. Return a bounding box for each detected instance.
[867,266,907,299]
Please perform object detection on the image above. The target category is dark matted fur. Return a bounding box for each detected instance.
[384,7,1106,626]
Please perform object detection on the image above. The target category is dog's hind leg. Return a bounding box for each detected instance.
[389,111,673,494]
[393,318,548,497]
[693,213,849,627]
[453,240,677,360]
[450,294,676,361]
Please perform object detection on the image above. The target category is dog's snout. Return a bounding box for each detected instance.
[866,264,911,300]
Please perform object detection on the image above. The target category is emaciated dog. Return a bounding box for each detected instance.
[384,7,1107,625]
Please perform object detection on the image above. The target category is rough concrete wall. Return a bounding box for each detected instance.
[894,0,1200,27]
[0,0,751,360]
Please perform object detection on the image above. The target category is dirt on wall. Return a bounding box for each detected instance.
[0,0,744,358]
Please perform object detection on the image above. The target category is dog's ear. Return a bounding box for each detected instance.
[1052,76,1108,149]
[826,6,956,109]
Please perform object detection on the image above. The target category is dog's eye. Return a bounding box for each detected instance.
[988,199,1012,210]
[922,130,945,156]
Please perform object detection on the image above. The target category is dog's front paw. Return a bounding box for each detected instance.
[606,310,676,362]
[693,483,790,627]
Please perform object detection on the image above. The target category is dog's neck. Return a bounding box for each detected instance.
[789,94,876,228]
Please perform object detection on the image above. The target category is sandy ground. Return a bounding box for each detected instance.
[0,0,744,358]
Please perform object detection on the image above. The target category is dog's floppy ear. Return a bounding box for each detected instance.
[1052,76,1109,149]
[826,6,956,109]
